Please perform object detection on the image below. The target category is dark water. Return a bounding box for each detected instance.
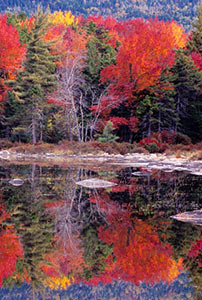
[0,162,201,300]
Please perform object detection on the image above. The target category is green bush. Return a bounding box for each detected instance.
[97,121,119,143]
[145,142,161,153]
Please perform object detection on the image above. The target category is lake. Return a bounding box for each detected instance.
[0,161,201,300]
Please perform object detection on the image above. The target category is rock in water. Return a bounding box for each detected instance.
[132,171,151,176]
[9,178,24,186]
[76,178,117,189]
[171,209,202,226]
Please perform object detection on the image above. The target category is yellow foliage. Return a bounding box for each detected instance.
[170,21,187,48]
[48,10,78,27]
[43,275,74,290]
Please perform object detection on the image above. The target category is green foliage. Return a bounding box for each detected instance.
[84,25,116,86]
[7,8,57,144]
[6,11,30,44]
[187,3,202,54]
[81,225,113,280]
[145,142,161,153]
[170,49,202,142]
[97,121,119,143]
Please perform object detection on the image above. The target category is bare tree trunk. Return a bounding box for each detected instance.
[32,114,37,145]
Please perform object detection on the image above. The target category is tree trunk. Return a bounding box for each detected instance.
[175,94,180,132]
[148,113,151,138]
[32,114,37,145]
[158,104,161,132]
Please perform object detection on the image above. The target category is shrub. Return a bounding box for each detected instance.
[0,139,13,149]
[175,132,192,145]
[151,130,192,145]
[139,138,164,153]
[151,130,177,144]
[97,121,119,143]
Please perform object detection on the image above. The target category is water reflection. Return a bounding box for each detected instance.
[0,163,201,299]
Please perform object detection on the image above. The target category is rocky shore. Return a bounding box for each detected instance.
[0,150,201,175]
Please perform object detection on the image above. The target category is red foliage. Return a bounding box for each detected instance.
[0,15,26,103]
[188,231,202,267]
[191,52,202,71]
[139,138,162,148]
[109,117,129,129]
[92,18,186,129]
[0,227,24,286]
[95,209,183,285]
[85,15,119,49]
[151,130,177,145]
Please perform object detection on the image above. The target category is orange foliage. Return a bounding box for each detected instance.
[43,24,66,63]
[44,25,87,67]
[41,234,84,279]
[63,27,87,57]
[100,18,187,109]
[96,209,183,285]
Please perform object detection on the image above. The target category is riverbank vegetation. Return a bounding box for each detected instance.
[0,6,201,156]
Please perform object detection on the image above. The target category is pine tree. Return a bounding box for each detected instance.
[97,121,118,142]
[8,8,57,144]
[187,3,202,55]
[170,50,202,142]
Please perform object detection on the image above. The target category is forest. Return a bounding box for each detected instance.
[0,5,201,152]
[0,0,201,30]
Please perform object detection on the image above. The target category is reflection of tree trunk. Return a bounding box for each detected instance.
[157,173,160,201]
[32,114,37,145]
[39,120,43,141]
[31,164,36,201]
[126,227,131,246]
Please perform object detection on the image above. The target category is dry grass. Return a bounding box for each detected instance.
[1,139,201,160]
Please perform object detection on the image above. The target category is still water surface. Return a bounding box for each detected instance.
[0,162,201,300]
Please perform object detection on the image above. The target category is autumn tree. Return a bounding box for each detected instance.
[0,14,26,104]
[97,18,186,141]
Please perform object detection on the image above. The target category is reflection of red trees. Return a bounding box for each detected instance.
[0,227,24,286]
[189,231,202,267]
[111,178,141,195]
[91,209,183,286]
[41,235,84,279]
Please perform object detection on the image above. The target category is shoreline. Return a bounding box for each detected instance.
[0,150,201,175]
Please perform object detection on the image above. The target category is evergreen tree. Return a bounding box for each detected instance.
[169,50,202,141]
[152,71,176,133]
[8,8,57,144]
[187,3,202,54]
[136,94,157,138]
[135,73,176,139]
[84,23,116,89]
[83,22,116,101]
[97,121,118,142]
